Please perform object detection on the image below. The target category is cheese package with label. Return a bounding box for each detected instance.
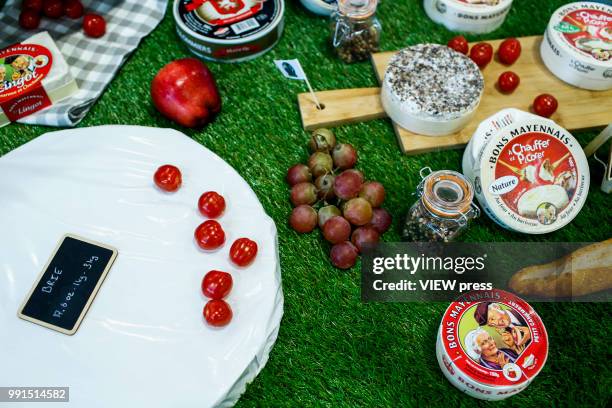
[173,0,285,63]
[423,0,513,34]
[437,290,548,401]
[0,32,78,127]
[541,2,612,91]
[462,109,589,234]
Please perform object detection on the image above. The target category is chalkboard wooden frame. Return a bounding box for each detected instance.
[17,234,118,335]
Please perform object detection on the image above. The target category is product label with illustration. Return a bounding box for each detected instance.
[454,0,504,7]
[178,0,280,40]
[440,290,548,390]
[479,121,589,233]
[554,4,612,62]
[0,43,53,121]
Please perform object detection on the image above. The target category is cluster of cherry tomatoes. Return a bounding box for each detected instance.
[19,0,106,38]
[447,36,558,118]
[153,164,258,327]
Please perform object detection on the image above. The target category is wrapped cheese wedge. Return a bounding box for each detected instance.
[0,32,78,127]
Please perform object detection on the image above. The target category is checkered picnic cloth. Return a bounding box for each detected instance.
[0,0,166,127]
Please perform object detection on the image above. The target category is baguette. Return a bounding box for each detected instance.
[509,239,612,297]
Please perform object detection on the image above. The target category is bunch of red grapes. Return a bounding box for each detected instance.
[287,129,392,269]
[19,0,106,38]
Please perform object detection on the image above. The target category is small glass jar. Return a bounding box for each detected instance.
[331,0,381,63]
[402,168,480,242]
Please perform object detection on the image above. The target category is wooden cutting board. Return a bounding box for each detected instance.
[298,36,612,155]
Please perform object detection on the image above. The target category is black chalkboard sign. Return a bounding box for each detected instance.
[18,234,118,335]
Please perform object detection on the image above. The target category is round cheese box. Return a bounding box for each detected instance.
[173,0,285,63]
[462,109,589,234]
[541,2,612,91]
[300,0,337,16]
[436,290,548,401]
[423,0,513,34]
[381,44,484,136]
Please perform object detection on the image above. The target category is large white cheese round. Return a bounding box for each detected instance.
[0,126,283,408]
[381,44,484,136]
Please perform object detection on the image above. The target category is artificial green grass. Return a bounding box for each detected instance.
[1,0,611,406]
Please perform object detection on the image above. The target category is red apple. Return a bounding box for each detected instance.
[150,58,221,128]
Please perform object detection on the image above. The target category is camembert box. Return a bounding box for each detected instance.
[462,109,589,235]
[423,0,513,34]
[541,2,612,91]
[437,290,548,400]
[0,32,78,127]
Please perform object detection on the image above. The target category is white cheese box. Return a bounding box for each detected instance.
[423,0,513,34]
[540,2,612,91]
[381,44,484,136]
[300,0,337,16]
[462,109,590,234]
[0,31,78,127]
[436,290,548,401]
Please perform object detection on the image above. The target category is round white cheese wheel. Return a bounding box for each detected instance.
[381,44,484,136]
[540,2,612,91]
[423,0,513,34]
[463,109,590,234]
[0,126,284,408]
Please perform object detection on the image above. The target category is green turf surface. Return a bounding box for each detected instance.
[1,0,611,406]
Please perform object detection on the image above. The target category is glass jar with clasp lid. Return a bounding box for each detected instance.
[331,0,381,63]
[402,168,480,242]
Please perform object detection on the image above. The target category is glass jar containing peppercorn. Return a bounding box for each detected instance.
[331,0,381,63]
[402,168,480,242]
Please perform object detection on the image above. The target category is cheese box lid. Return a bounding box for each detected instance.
[547,2,612,68]
[470,109,590,234]
[439,290,548,389]
[174,0,284,45]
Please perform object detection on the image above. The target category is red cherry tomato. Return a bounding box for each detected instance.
[64,0,84,19]
[447,35,469,55]
[195,220,226,250]
[201,270,233,300]
[154,164,182,192]
[19,9,41,29]
[198,191,226,218]
[43,0,63,18]
[203,299,232,327]
[533,94,558,118]
[229,238,258,267]
[498,38,522,65]
[22,0,43,12]
[498,71,520,93]
[469,42,493,68]
[83,13,106,38]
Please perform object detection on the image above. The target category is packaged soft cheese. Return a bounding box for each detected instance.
[541,2,612,91]
[462,109,590,234]
[423,0,513,34]
[437,290,548,400]
[0,32,78,127]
